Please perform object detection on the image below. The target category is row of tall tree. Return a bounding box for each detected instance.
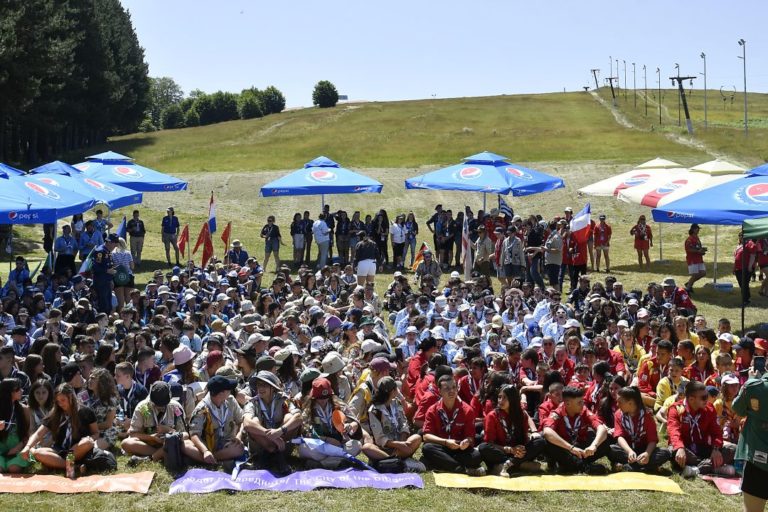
[144,79,286,131]
[0,0,150,165]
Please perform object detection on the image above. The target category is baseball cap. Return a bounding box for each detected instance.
[721,374,739,386]
[662,277,676,287]
[718,333,734,344]
[311,377,333,399]
[207,375,238,395]
[370,357,396,373]
[255,355,281,371]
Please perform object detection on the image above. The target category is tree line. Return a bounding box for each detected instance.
[0,0,149,165]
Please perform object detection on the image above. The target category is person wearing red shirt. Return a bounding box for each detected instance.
[542,386,610,474]
[636,340,674,406]
[666,381,736,478]
[584,360,612,412]
[405,338,438,401]
[479,385,546,476]
[413,363,452,428]
[758,238,768,297]
[660,277,697,314]
[608,386,671,472]
[567,236,588,292]
[734,232,758,306]
[629,215,652,270]
[683,345,717,384]
[593,336,627,379]
[593,214,612,273]
[538,382,564,430]
[550,345,575,384]
[422,375,484,475]
[458,357,486,405]
[684,224,707,294]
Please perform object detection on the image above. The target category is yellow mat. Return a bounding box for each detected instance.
[433,472,683,494]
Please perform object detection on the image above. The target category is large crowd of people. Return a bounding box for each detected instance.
[0,202,766,510]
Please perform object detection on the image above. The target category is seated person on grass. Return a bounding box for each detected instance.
[541,385,610,474]
[123,381,186,465]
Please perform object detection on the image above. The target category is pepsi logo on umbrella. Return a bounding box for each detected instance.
[613,173,650,195]
[74,163,89,171]
[639,179,687,207]
[505,167,531,180]
[35,177,60,187]
[456,167,483,180]
[24,182,60,200]
[84,178,114,192]
[308,170,337,183]
[745,183,768,204]
[114,166,143,179]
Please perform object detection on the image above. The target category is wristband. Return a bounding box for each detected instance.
[281,426,287,435]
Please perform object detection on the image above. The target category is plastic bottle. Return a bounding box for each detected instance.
[65,451,76,479]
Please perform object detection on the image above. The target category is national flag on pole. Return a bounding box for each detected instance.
[498,195,513,218]
[208,192,217,234]
[221,221,232,253]
[411,242,430,272]
[462,215,473,281]
[193,221,214,267]
[78,247,95,275]
[193,222,209,255]
[115,216,127,239]
[569,203,591,244]
[29,253,52,280]
[178,223,190,257]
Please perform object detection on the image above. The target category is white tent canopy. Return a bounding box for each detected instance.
[578,158,684,197]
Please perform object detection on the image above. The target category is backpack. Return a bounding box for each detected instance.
[164,432,186,475]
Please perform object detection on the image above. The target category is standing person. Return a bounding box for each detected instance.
[593,214,612,273]
[502,226,526,285]
[390,214,407,271]
[454,212,464,267]
[630,215,653,270]
[161,207,180,268]
[373,210,390,271]
[543,222,563,291]
[260,216,282,272]
[353,232,379,286]
[323,204,335,261]
[71,214,85,243]
[111,237,134,312]
[684,224,707,294]
[334,210,351,266]
[79,221,103,261]
[733,367,768,512]
[302,211,314,264]
[473,226,495,278]
[426,205,443,253]
[92,210,112,237]
[758,237,768,298]
[126,210,146,268]
[290,213,305,266]
[404,212,420,268]
[349,211,364,264]
[734,231,758,306]
[53,225,78,277]
[93,234,118,314]
[312,214,331,269]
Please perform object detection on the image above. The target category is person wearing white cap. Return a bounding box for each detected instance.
[401,326,420,359]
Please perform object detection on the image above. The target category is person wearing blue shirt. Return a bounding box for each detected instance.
[54,225,78,277]
[79,221,103,260]
[92,234,118,314]
[3,257,29,297]
[161,207,180,267]
[227,239,250,267]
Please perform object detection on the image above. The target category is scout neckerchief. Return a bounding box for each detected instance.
[496,408,515,445]
[621,408,646,450]
[508,362,521,385]
[468,375,481,396]
[563,410,582,444]
[590,380,601,404]
[595,224,608,244]
[619,342,639,369]
[683,400,703,447]
[382,402,401,436]
[315,402,333,429]
[60,416,73,450]
[257,396,277,429]
[437,399,460,436]
[204,395,230,439]
[636,223,646,240]
[691,365,711,383]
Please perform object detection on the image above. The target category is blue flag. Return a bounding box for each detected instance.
[116,216,127,239]
[498,195,513,218]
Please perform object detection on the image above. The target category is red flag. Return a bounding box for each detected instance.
[193,221,210,255]
[220,221,232,253]
[177,224,190,257]
[201,230,214,268]
[411,242,430,272]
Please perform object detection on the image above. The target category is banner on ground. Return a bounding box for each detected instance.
[0,471,154,494]
[169,468,423,494]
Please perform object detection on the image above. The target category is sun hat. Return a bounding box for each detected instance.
[172,345,195,366]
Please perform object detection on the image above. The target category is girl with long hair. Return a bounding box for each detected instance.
[86,368,121,450]
[0,378,31,473]
[608,386,670,472]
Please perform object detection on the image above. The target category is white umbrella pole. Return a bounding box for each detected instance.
[321,194,325,210]
[658,223,664,261]
[713,225,719,285]
[483,193,486,212]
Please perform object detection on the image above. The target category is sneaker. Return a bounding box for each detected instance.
[404,458,426,473]
[715,464,736,477]
[127,455,148,467]
[499,460,514,478]
[681,465,700,479]
[612,463,625,473]
[489,463,505,476]
[519,461,542,473]
[465,466,486,477]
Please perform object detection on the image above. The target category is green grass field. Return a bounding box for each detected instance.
[0,91,760,509]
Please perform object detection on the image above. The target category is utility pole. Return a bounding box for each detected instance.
[609,56,613,84]
[605,77,618,106]
[616,59,619,90]
[675,63,681,126]
[700,52,708,129]
[670,75,697,135]
[643,65,648,116]
[591,69,600,90]
[738,39,748,136]
[623,60,627,100]
[632,62,637,108]
[657,67,662,125]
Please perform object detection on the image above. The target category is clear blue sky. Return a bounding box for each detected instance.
[121,0,768,107]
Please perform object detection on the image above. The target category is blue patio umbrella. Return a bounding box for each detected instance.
[260,156,383,207]
[73,151,188,192]
[0,175,95,224]
[405,151,564,209]
[29,161,143,210]
[0,163,25,177]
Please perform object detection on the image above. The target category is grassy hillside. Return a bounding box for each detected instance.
[83,93,710,173]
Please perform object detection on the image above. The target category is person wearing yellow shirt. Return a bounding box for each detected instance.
[654,358,688,412]
[674,316,699,347]
[613,330,646,378]
[712,333,736,368]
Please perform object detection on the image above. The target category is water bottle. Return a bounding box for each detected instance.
[65,451,76,479]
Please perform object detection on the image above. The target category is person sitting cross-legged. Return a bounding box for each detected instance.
[541,385,610,474]
[122,381,186,465]
[421,374,485,476]
[608,386,671,473]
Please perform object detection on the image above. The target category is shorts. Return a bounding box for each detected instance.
[595,245,610,251]
[687,263,706,275]
[357,259,377,277]
[162,232,177,246]
[114,274,135,289]
[265,238,280,254]
[742,461,768,500]
[292,234,305,250]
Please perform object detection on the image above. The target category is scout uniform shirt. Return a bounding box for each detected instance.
[189,394,244,451]
[733,374,768,472]
[243,392,298,430]
[666,399,722,452]
[637,356,669,398]
[368,401,410,452]
[541,403,604,446]
[91,244,113,280]
[423,398,476,442]
[129,397,186,435]
[612,408,658,451]
[483,407,531,446]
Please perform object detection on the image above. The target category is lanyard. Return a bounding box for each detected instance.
[61,417,72,449]
[497,409,514,444]
[258,397,277,429]
[437,400,460,435]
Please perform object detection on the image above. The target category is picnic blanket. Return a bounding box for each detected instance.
[170,468,424,494]
[0,471,154,494]
[701,475,741,495]
[433,472,683,494]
